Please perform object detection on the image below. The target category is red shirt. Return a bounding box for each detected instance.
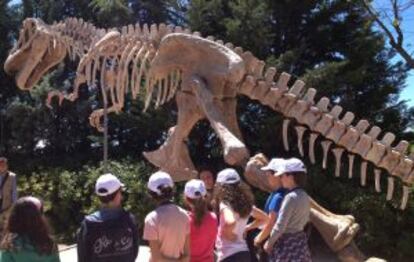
[189,211,218,262]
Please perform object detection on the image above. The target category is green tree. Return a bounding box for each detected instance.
[187,0,413,259]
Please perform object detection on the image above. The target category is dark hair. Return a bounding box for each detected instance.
[185,196,208,227]
[286,171,307,188]
[98,188,121,204]
[149,185,174,202]
[213,182,254,218]
[0,197,56,255]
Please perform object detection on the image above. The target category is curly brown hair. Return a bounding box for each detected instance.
[0,197,57,255]
[213,181,254,218]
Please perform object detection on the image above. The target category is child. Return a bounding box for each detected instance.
[0,196,60,262]
[144,171,190,261]
[245,158,287,261]
[77,173,139,262]
[264,158,312,262]
[184,179,218,262]
[213,168,267,262]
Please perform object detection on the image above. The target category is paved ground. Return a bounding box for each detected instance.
[59,242,339,262]
[59,245,150,262]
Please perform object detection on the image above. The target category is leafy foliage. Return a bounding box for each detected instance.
[18,160,157,242]
[0,0,413,260]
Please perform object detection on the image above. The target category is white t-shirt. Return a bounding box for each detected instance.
[143,203,190,260]
[215,202,249,261]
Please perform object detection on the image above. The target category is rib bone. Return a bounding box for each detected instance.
[386,177,395,201]
[348,154,355,179]
[295,125,307,157]
[332,148,345,177]
[374,168,381,192]
[360,161,368,186]
[400,185,411,210]
[309,133,319,164]
[283,119,291,151]
[321,140,332,169]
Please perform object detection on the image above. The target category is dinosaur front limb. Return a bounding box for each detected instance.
[310,200,360,252]
[188,76,249,166]
[143,91,203,181]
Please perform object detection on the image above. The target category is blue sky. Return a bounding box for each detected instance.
[371,1,414,108]
[8,0,414,107]
[373,1,414,108]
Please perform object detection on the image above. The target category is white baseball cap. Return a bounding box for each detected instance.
[261,158,287,175]
[148,171,174,195]
[184,179,207,199]
[283,158,307,173]
[95,173,124,196]
[216,168,241,184]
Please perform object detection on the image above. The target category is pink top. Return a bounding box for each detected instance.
[189,211,218,262]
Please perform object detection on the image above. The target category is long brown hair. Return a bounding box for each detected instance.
[213,182,254,218]
[0,197,56,255]
[185,196,208,227]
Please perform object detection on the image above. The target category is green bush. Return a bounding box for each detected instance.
[16,159,414,261]
[17,160,158,243]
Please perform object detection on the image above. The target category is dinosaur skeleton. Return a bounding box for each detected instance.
[4,17,412,261]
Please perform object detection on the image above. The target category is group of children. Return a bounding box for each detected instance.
[0,157,312,262]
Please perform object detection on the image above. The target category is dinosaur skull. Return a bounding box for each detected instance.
[4,18,66,90]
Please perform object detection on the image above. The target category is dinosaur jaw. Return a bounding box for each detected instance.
[4,25,66,91]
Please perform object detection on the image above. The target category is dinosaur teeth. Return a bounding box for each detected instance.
[155,79,162,108]
[321,140,332,169]
[309,133,319,164]
[283,119,291,151]
[386,177,395,201]
[161,77,169,105]
[332,147,344,177]
[374,168,381,192]
[348,154,355,179]
[294,125,307,157]
[170,70,181,101]
[360,161,368,186]
[165,74,173,102]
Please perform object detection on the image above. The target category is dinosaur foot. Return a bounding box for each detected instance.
[223,140,250,166]
[143,141,197,182]
[334,220,360,251]
[310,207,361,252]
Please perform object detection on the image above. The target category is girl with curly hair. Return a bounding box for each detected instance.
[0,196,60,262]
[213,168,267,262]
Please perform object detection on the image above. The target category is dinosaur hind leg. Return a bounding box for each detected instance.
[143,90,203,181]
[188,75,249,166]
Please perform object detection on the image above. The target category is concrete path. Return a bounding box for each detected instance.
[59,245,150,262]
[59,243,339,262]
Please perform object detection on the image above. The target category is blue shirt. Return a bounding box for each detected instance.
[264,188,286,214]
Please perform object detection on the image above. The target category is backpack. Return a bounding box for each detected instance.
[84,211,136,262]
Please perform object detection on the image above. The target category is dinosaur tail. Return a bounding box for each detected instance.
[234,47,413,210]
